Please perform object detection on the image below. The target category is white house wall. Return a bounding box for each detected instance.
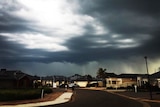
[106,77,138,88]
[106,78,122,88]
[75,81,88,87]
[157,79,160,88]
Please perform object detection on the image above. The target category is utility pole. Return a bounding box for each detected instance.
[144,56,152,100]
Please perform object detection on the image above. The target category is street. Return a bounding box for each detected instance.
[47,89,143,107]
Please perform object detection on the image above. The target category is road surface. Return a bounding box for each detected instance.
[47,89,143,107]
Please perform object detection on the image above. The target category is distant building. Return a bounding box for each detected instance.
[40,75,67,87]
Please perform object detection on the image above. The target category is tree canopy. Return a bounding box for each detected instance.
[96,68,107,79]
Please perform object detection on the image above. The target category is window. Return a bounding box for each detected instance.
[108,80,111,84]
[112,81,116,84]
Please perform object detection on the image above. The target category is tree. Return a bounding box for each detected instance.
[96,68,106,79]
[86,74,92,82]
[96,68,107,87]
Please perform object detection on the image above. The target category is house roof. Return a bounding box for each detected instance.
[41,75,67,81]
[0,69,34,80]
[117,74,148,78]
[151,71,160,78]
[105,73,117,77]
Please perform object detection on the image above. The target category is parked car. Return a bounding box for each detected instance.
[59,84,68,88]
[68,83,79,88]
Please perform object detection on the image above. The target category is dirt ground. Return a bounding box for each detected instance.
[0,88,66,105]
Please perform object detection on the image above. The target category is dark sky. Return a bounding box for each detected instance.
[0,0,160,76]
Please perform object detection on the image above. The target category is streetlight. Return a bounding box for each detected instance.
[144,56,152,100]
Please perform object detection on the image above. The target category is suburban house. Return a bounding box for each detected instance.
[106,73,148,89]
[41,76,54,87]
[0,69,36,88]
[69,74,89,87]
[40,75,67,87]
[36,74,90,88]
[2,67,159,89]
[69,74,95,87]
[88,78,104,87]
[69,74,104,87]
[150,71,160,88]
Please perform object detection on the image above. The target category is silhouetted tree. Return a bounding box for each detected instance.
[86,74,92,82]
[96,68,106,79]
[97,68,107,87]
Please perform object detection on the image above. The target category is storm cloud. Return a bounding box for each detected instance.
[0,0,160,76]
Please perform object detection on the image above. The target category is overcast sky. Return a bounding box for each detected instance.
[0,0,160,77]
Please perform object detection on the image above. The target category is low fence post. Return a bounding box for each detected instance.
[41,88,44,99]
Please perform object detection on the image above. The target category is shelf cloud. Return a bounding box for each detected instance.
[0,0,160,76]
